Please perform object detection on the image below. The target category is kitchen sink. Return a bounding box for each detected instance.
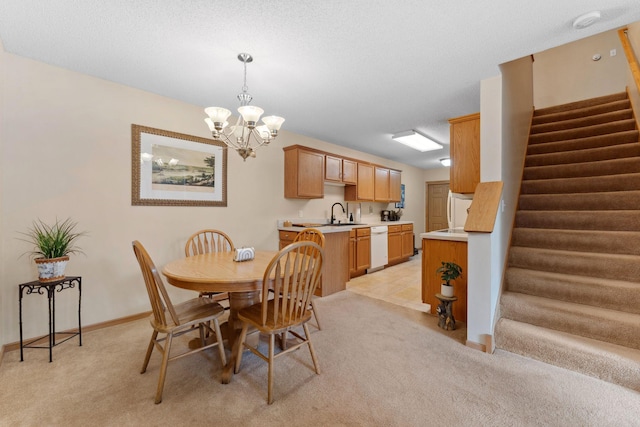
[325,223,362,227]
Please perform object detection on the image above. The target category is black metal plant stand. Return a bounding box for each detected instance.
[19,276,82,362]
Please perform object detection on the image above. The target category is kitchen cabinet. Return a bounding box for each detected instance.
[374,167,390,202]
[279,229,349,296]
[325,155,357,185]
[349,227,371,278]
[390,169,401,202]
[388,223,414,265]
[449,112,480,194]
[345,163,374,201]
[284,146,325,199]
[421,237,468,322]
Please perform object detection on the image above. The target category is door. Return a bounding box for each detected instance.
[426,181,449,231]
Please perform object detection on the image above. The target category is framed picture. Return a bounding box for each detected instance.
[395,184,405,208]
[131,124,227,207]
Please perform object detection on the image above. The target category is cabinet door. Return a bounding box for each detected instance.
[284,148,325,198]
[342,159,357,184]
[401,225,414,258]
[357,164,374,201]
[325,155,342,182]
[374,167,390,202]
[449,113,480,194]
[349,232,356,275]
[389,170,401,202]
[388,231,402,263]
[356,236,371,271]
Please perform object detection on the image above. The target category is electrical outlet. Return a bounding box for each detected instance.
[298,210,303,218]
[501,200,505,213]
[610,49,617,57]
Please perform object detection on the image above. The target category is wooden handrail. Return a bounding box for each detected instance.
[618,28,640,95]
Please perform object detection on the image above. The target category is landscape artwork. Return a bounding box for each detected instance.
[132,124,227,207]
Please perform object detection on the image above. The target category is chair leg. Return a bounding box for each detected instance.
[154,333,173,404]
[141,330,158,374]
[268,333,275,405]
[311,299,322,330]
[303,323,321,374]
[212,318,226,366]
[234,323,249,374]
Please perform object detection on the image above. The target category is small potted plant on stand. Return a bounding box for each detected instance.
[436,261,462,297]
[19,218,86,283]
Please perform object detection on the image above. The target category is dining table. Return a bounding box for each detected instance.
[162,250,277,383]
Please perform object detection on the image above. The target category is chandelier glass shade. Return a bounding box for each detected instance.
[204,53,285,160]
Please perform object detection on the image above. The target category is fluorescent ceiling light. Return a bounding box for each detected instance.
[440,158,451,167]
[391,131,443,152]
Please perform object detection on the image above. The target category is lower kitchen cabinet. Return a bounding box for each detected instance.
[421,238,468,322]
[349,227,370,278]
[279,229,349,296]
[387,223,414,266]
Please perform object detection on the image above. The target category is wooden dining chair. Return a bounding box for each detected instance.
[293,228,325,330]
[185,229,235,303]
[234,240,324,404]
[132,240,226,404]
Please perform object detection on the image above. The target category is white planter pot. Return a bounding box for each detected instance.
[35,256,69,283]
[441,284,454,298]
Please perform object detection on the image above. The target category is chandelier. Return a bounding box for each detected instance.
[204,53,285,160]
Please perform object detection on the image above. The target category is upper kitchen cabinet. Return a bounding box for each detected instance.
[389,169,401,202]
[284,145,325,199]
[374,167,390,202]
[325,155,357,185]
[448,112,480,194]
[345,163,374,201]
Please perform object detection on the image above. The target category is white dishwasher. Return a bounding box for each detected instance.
[367,225,388,273]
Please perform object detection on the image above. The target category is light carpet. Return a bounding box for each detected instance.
[1,291,639,426]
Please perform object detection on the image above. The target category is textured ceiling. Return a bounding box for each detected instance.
[1,1,640,169]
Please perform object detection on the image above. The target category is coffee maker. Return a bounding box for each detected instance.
[381,210,390,221]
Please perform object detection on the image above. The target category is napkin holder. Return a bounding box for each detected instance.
[233,247,255,262]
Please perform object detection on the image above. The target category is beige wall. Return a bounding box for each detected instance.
[0,46,426,345]
[533,28,628,109]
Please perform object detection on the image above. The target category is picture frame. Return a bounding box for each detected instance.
[131,124,227,207]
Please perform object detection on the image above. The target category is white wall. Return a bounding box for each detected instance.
[0,46,426,346]
[533,28,628,109]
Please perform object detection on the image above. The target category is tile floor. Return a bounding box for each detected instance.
[346,252,432,314]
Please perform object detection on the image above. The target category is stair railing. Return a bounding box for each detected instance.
[618,28,640,96]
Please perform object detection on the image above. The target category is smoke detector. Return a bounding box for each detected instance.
[573,11,601,29]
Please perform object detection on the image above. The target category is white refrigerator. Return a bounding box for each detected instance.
[447,191,473,230]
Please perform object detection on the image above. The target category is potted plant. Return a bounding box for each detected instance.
[19,218,86,282]
[436,261,462,297]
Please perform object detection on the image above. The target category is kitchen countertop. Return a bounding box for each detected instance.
[420,228,468,242]
[278,220,414,234]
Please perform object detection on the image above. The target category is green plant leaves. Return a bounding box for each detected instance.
[436,261,462,286]
[19,218,86,259]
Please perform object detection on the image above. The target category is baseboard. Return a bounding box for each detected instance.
[466,334,494,354]
[0,310,151,365]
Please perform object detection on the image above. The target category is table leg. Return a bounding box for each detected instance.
[19,286,24,362]
[48,286,54,363]
[221,290,259,384]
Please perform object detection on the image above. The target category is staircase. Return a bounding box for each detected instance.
[494,92,640,391]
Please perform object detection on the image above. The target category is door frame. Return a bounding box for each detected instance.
[425,180,449,231]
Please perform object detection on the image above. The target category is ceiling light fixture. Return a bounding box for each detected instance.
[440,158,451,167]
[391,130,443,152]
[204,53,285,161]
[572,11,601,30]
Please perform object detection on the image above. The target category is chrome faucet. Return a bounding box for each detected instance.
[331,202,346,224]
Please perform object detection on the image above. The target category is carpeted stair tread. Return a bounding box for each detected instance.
[523,157,640,180]
[499,292,640,349]
[529,119,636,144]
[511,228,640,255]
[518,189,640,210]
[494,318,640,391]
[508,246,640,282]
[504,267,640,314]
[515,210,640,231]
[525,143,640,167]
[521,172,640,194]
[526,130,639,155]
[533,92,628,116]
[531,99,631,125]
[527,130,640,155]
[531,109,633,134]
